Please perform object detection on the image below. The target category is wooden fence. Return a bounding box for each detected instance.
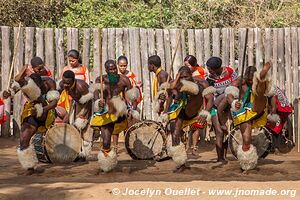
[0,27,300,144]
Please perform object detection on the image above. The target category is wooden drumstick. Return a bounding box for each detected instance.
[238,28,248,101]
[99,30,104,101]
[7,23,22,90]
[164,26,183,95]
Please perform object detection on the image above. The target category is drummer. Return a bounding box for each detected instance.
[10,70,58,174]
[161,66,214,172]
[221,63,275,171]
[90,59,140,172]
[59,70,93,161]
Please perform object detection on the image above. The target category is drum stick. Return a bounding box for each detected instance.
[229,130,241,145]
[7,23,22,90]
[238,28,248,101]
[99,29,104,101]
[164,26,185,95]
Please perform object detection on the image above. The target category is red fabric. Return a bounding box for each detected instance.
[0,98,6,124]
[193,66,205,79]
[126,71,143,104]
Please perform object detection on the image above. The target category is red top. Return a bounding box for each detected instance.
[192,66,205,79]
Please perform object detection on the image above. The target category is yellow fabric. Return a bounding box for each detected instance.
[21,102,55,133]
[57,90,71,113]
[152,67,162,98]
[57,81,75,113]
[232,92,268,128]
[168,101,201,128]
[90,113,127,135]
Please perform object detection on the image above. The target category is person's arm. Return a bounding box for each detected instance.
[42,79,59,112]
[77,82,93,118]
[84,66,90,84]
[14,64,30,83]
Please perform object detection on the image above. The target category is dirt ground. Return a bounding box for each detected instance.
[0,137,300,200]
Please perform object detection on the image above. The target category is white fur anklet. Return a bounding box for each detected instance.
[97,149,118,172]
[237,144,258,171]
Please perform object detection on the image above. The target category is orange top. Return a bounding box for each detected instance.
[61,64,90,84]
[126,71,137,87]
[192,66,205,79]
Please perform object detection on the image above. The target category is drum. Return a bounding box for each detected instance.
[125,120,168,161]
[228,127,272,159]
[45,123,82,163]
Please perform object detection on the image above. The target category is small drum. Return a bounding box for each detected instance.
[45,123,82,163]
[228,127,272,159]
[125,120,168,160]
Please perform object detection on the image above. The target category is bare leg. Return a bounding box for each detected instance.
[191,129,200,155]
[212,115,225,161]
[101,124,114,150]
[239,122,252,151]
[112,134,119,153]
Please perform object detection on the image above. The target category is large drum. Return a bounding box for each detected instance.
[228,127,272,159]
[32,123,82,163]
[125,120,168,161]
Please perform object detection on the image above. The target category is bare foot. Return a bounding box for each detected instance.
[260,61,272,80]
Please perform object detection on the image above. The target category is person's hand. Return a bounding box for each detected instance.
[158,93,166,101]
[198,115,207,126]
[31,107,37,117]
[136,81,143,88]
[2,90,11,99]
[98,99,105,112]
[235,101,242,110]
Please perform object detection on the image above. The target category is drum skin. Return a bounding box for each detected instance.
[45,123,82,163]
[125,120,167,160]
[229,127,272,159]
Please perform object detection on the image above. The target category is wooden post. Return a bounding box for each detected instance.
[55,28,65,81]
[82,28,91,71]
[155,29,165,68]
[67,28,79,51]
[129,28,142,82]
[24,27,34,65]
[140,28,151,120]
[123,28,130,69]
[115,28,123,58]
[195,29,204,66]
[222,28,230,66]
[187,29,195,56]
[170,28,183,74]
[229,28,235,68]
[93,28,101,82]
[36,28,44,60]
[272,28,278,85]
[255,28,263,70]
[44,28,55,75]
[278,28,285,89]
[13,26,24,137]
[163,29,172,73]
[212,28,220,57]
[203,29,210,65]
[101,28,108,69]
[107,28,116,60]
[1,26,11,137]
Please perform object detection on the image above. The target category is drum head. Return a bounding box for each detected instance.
[45,123,82,163]
[229,127,272,159]
[125,120,166,160]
